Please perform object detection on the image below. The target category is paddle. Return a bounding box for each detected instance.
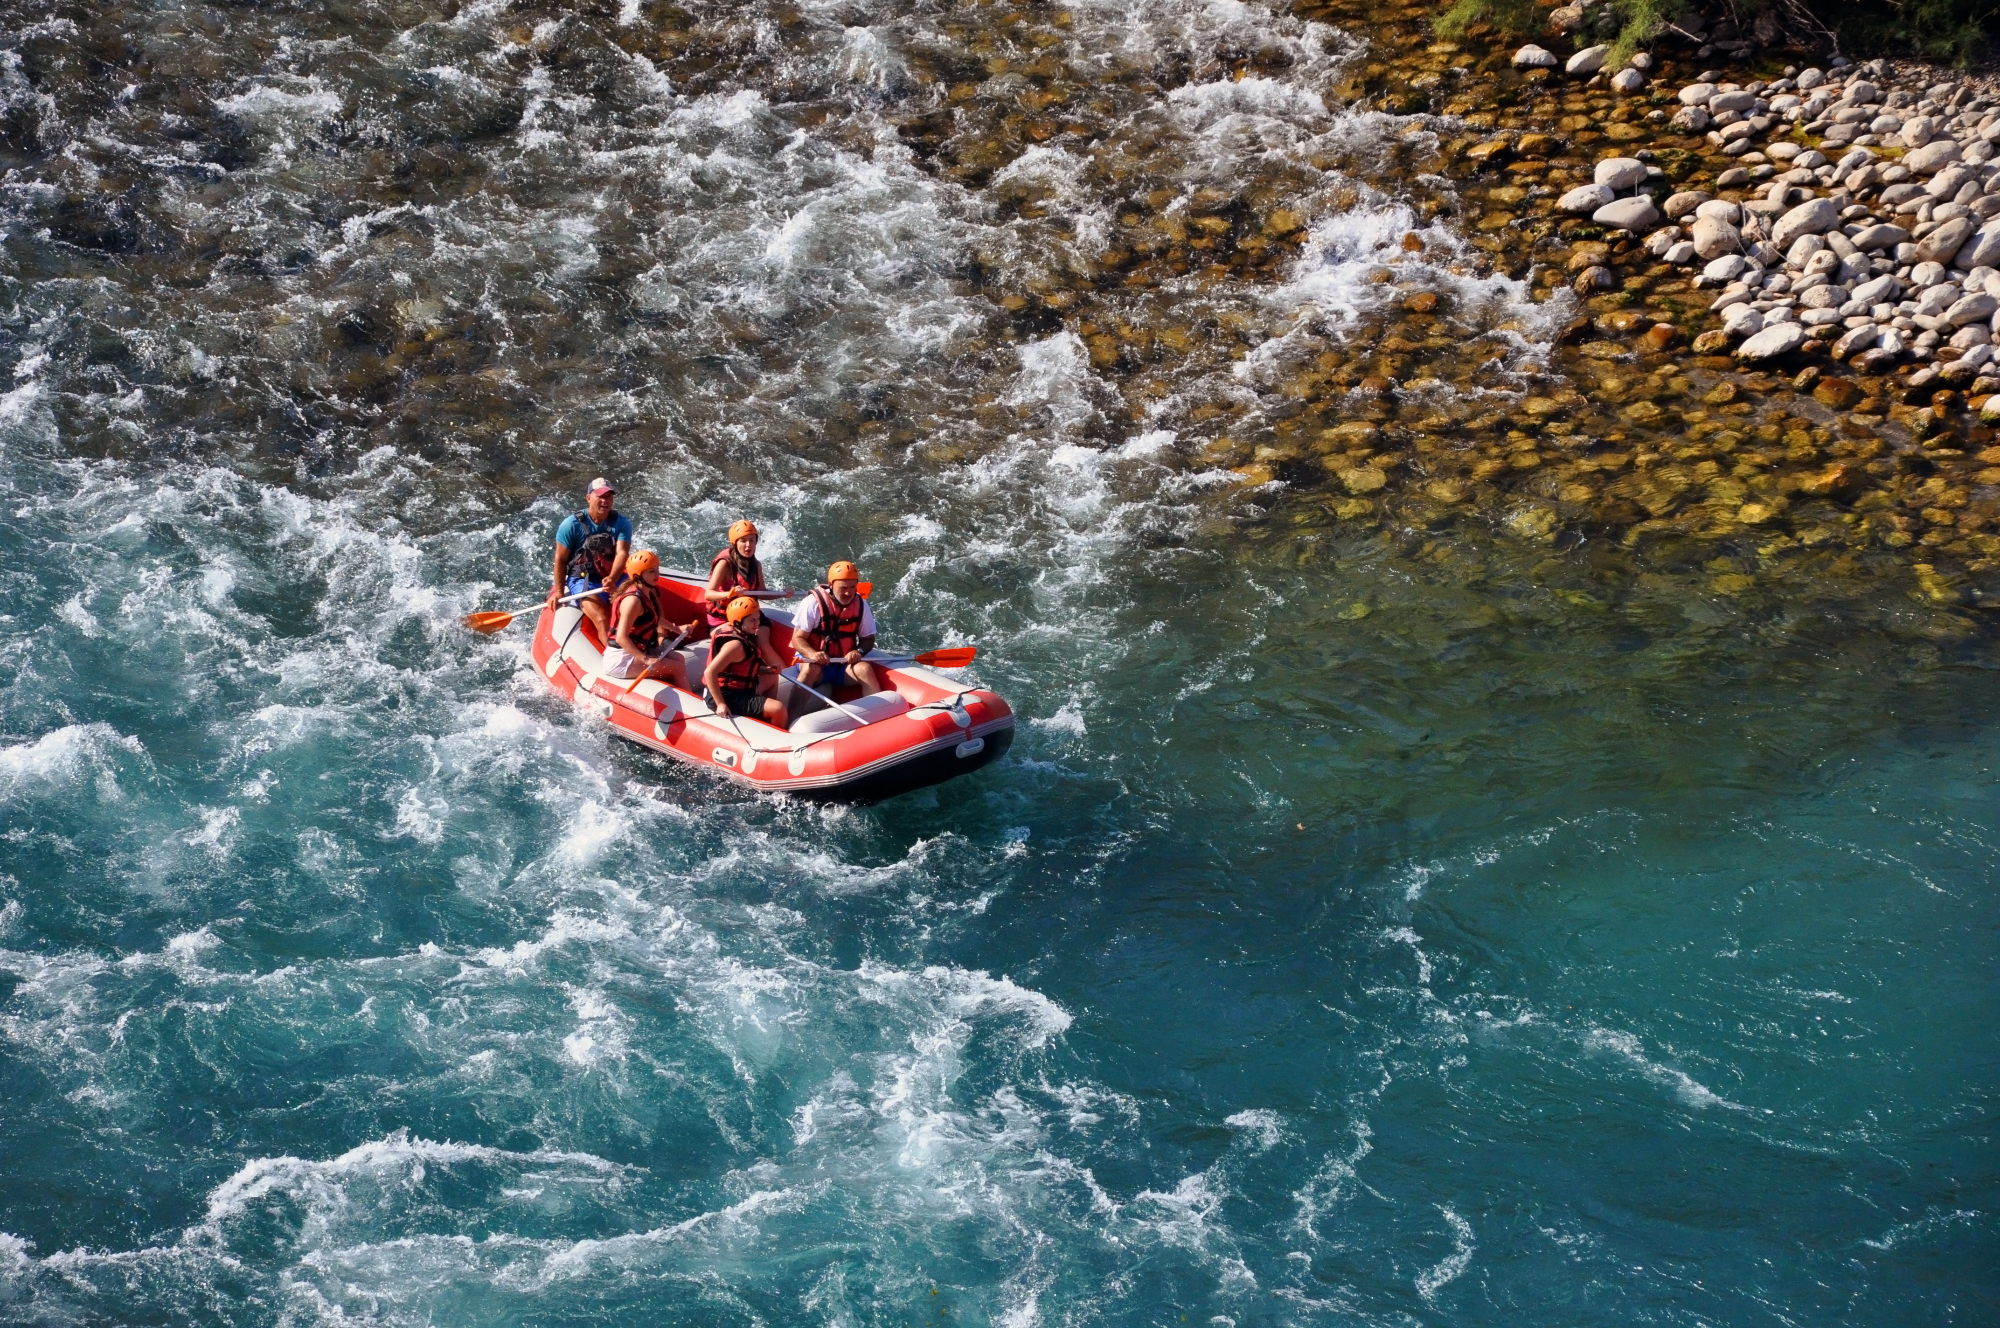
[784,652,875,726]
[463,588,605,634]
[620,627,693,693]
[664,573,872,600]
[868,648,976,669]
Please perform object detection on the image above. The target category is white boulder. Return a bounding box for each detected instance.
[1559,183,1617,214]
[1567,44,1609,75]
[1849,223,1911,251]
[1736,323,1809,360]
[1918,216,1977,264]
[1849,273,1900,305]
[1770,197,1842,250]
[1905,140,1963,175]
[1947,292,1998,325]
[1513,44,1558,69]
[1594,196,1661,231]
[1723,306,1765,337]
[1691,215,1743,260]
[1954,224,2000,272]
[1832,324,1879,358]
[1594,157,1648,190]
[1703,254,1749,282]
[1663,190,1711,219]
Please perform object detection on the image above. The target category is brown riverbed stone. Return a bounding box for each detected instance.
[1338,464,1389,495]
[1638,323,1678,353]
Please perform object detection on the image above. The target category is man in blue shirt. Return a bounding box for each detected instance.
[548,478,632,639]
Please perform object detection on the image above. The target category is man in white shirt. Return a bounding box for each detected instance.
[792,560,883,696]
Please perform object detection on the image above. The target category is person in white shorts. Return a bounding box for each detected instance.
[605,551,690,688]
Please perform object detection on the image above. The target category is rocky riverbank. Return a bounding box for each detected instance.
[1538,51,2000,419]
[1279,0,2000,608]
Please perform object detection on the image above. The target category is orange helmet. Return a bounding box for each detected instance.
[728,519,758,543]
[726,595,760,623]
[626,549,659,578]
[827,560,859,584]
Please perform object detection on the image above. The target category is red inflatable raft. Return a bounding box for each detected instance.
[530,571,1013,802]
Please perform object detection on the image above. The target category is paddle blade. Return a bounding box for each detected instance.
[913,647,976,668]
[463,611,518,634]
[858,581,871,598]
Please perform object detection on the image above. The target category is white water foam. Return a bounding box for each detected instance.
[1583,1027,1754,1113]
[1414,1205,1476,1302]
[0,723,144,795]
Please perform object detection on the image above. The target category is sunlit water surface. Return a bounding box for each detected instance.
[0,0,1995,1323]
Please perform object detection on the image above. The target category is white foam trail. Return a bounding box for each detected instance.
[1861,1206,1981,1252]
[203,1132,634,1228]
[1290,1121,1374,1245]
[1414,1206,1475,1302]
[1584,1028,1753,1113]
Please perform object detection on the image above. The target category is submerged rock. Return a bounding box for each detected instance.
[1337,464,1387,495]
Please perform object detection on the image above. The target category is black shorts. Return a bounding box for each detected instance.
[720,689,766,719]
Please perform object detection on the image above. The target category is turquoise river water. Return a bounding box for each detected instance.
[0,0,1995,1323]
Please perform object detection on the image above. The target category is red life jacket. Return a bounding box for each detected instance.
[709,625,763,695]
[805,584,865,658]
[612,579,665,652]
[705,548,764,626]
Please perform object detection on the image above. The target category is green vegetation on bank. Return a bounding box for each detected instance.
[1435,0,1996,67]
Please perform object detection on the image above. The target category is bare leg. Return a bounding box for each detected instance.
[848,660,884,696]
[645,655,688,690]
[756,673,788,728]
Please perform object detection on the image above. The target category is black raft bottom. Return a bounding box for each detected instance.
[796,724,1014,805]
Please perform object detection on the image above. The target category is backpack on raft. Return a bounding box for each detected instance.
[572,530,617,584]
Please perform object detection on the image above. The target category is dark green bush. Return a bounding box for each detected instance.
[1434,0,1996,67]
[1818,0,1997,67]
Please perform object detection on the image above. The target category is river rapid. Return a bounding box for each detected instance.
[0,0,1994,1323]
